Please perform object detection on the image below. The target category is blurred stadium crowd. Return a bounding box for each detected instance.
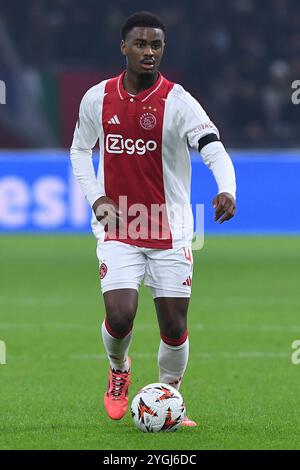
[0,0,299,148]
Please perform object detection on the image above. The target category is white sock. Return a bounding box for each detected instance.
[101,320,132,372]
[158,337,189,390]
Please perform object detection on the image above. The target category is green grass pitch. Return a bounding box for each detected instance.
[0,235,300,450]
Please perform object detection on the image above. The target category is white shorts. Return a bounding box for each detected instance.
[96,241,193,298]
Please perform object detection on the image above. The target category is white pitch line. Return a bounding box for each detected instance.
[1,323,300,332]
[0,297,97,306]
[69,352,289,360]
[193,324,300,332]
[0,323,156,331]
[5,351,290,361]
[0,323,96,330]
[4,351,289,361]
[0,295,299,307]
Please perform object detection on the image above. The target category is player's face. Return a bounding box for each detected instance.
[121,27,165,76]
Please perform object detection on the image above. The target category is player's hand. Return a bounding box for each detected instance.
[92,196,124,231]
[212,192,236,224]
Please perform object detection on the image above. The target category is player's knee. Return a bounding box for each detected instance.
[160,322,187,341]
[105,305,135,337]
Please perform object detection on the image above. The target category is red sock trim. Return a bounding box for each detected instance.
[160,329,188,347]
[104,318,131,339]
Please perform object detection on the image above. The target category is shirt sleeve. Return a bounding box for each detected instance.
[70,88,104,207]
[175,85,220,150]
[201,141,236,199]
[175,85,236,199]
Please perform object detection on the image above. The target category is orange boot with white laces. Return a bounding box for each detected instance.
[104,361,131,420]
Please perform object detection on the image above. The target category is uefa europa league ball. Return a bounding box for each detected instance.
[131,383,186,432]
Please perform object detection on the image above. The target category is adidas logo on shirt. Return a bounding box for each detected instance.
[108,115,120,124]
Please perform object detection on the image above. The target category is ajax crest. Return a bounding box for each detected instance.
[100,263,108,279]
[140,113,157,130]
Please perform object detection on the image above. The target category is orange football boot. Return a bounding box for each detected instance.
[104,360,131,420]
[182,416,197,427]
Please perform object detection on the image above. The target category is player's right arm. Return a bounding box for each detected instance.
[70,88,122,228]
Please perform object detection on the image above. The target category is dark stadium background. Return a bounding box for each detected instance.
[1,0,299,148]
[0,0,300,451]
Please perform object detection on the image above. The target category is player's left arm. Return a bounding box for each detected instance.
[198,135,236,224]
[177,87,237,224]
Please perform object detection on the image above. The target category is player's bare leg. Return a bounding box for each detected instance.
[102,289,138,420]
[154,297,197,427]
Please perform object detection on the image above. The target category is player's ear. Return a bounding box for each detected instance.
[120,40,127,56]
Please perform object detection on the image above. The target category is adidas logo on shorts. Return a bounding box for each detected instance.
[182,276,192,286]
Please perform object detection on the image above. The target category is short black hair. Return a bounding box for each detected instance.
[121,11,166,40]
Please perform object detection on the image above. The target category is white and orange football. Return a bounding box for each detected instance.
[131,383,186,433]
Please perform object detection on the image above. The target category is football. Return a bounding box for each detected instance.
[131,383,186,433]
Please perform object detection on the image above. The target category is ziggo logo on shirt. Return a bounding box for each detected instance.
[105,134,158,156]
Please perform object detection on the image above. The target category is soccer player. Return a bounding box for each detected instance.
[70,11,236,427]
